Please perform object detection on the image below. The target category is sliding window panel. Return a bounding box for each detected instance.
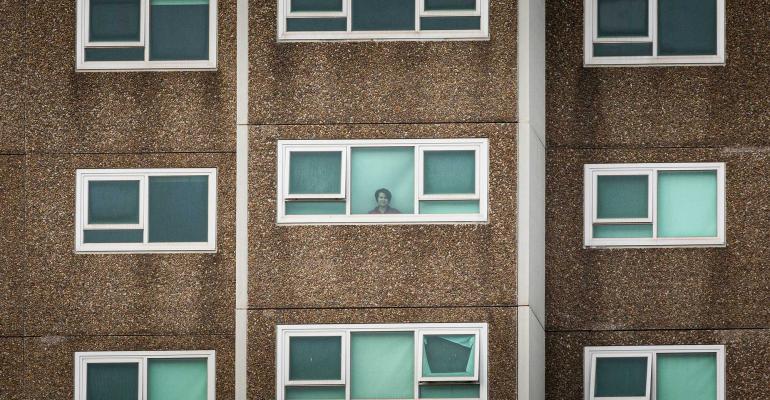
[656,353,717,400]
[351,0,415,30]
[658,0,717,55]
[86,363,139,400]
[148,175,209,243]
[150,0,210,60]
[350,332,414,399]
[596,0,649,37]
[89,0,142,42]
[147,358,208,400]
[593,357,648,397]
[657,171,718,238]
[350,147,415,214]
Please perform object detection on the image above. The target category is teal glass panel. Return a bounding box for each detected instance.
[597,0,649,37]
[289,152,342,195]
[593,42,653,57]
[86,363,139,400]
[291,0,343,12]
[420,384,481,398]
[148,175,209,243]
[352,0,415,31]
[594,357,648,397]
[289,336,342,381]
[424,0,475,10]
[89,0,141,42]
[286,201,346,215]
[657,171,717,238]
[85,47,146,61]
[423,150,475,194]
[351,332,414,399]
[350,147,414,214]
[148,358,208,400]
[658,0,717,55]
[593,224,653,238]
[88,180,140,224]
[657,353,717,400]
[422,334,476,378]
[286,18,348,31]
[419,200,480,215]
[596,175,649,219]
[84,229,144,243]
[420,17,481,30]
[150,2,209,60]
[286,386,346,400]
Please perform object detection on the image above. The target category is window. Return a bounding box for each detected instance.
[277,0,488,41]
[584,0,725,66]
[76,0,218,71]
[277,324,487,400]
[277,139,488,224]
[584,163,725,247]
[74,350,215,400]
[584,345,725,400]
[75,168,217,253]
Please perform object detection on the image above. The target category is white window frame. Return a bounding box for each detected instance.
[284,330,348,386]
[277,0,489,41]
[584,163,726,248]
[74,350,216,400]
[584,345,725,400]
[276,323,488,400]
[277,139,489,225]
[284,146,348,200]
[76,0,218,71]
[417,145,481,201]
[584,0,725,66]
[75,168,218,253]
[417,329,481,382]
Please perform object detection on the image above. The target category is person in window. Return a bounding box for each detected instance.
[369,188,401,214]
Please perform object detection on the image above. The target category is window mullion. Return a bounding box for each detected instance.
[651,169,658,239]
[346,145,352,216]
[142,175,150,244]
[651,0,658,57]
[144,0,151,62]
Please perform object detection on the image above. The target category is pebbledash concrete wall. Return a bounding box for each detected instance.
[243,0,522,397]
[0,0,237,398]
[545,0,770,399]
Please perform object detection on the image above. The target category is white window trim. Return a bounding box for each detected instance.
[74,350,216,400]
[277,139,489,225]
[584,345,726,400]
[417,329,481,382]
[417,145,481,201]
[75,168,218,254]
[283,145,348,200]
[283,330,348,386]
[583,0,725,66]
[76,0,218,71]
[584,163,726,248]
[276,323,488,400]
[276,0,489,41]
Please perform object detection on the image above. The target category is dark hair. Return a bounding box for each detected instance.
[374,188,392,201]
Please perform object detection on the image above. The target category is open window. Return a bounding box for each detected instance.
[277,139,489,224]
[584,163,725,247]
[584,346,725,400]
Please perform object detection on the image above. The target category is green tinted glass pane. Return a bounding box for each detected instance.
[286,387,346,400]
[593,224,653,238]
[420,384,481,398]
[352,0,415,30]
[285,201,346,215]
[88,180,140,224]
[148,175,209,243]
[594,357,648,397]
[83,229,144,243]
[289,152,342,195]
[86,363,139,400]
[148,358,208,400]
[597,0,648,37]
[85,47,146,61]
[597,175,649,219]
[351,332,414,399]
[420,17,481,30]
[657,353,717,400]
[419,200,480,214]
[150,3,209,60]
[89,0,141,42]
[292,0,343,11]
[658,0,717,55]
[422,334,476,378]
[286,18,348,31]
[593,42,653,57]
[424,151,475,195]
[425,0,475,10]
[351,147,414,215]
[289,336,342,381]
[657,171,717,238]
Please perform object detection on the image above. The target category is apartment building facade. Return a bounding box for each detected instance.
[546,0,770,399]
[1,0,546,399]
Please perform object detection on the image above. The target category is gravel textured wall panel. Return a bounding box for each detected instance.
[0,157,25,336]
[0,0,26,154]
[0,338,23,400]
